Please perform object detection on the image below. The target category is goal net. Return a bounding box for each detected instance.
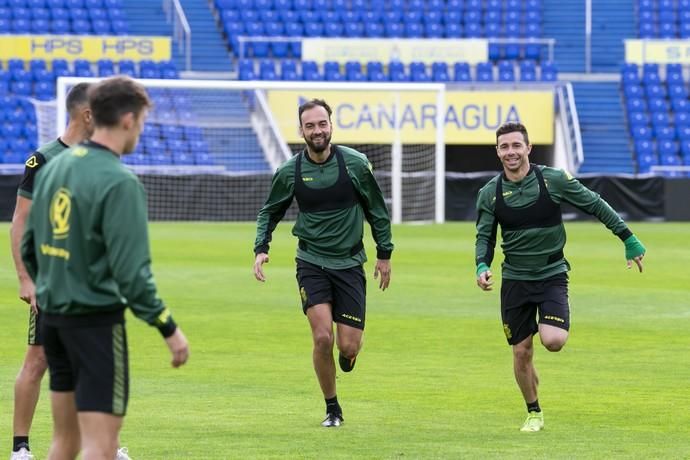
[54,78,446,223]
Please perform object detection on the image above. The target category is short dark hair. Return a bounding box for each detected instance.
[298,99,332,125]
[495,122,530,146]
[65,82,91,117]
[88,76,151,128]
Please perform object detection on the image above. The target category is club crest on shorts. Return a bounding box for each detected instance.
[503,323,512,340]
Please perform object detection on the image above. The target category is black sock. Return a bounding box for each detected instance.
[325,396,341,415]
[13,436,29,452]
[527,400,541,413]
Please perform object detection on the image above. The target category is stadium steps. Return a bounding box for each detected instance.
[120,0,232,72]
[174,0,233,72]
[573,82,634,174]
[543,0,585,72]
[591,0,635,72]
[119,0,185,70]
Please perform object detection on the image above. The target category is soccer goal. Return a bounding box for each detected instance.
[54,77,446,223]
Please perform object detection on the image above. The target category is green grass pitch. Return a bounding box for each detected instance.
[1,221,688,459]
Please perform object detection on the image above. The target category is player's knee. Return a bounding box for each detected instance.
[18,356,48,384]
[513,345,533,365]
[52,432,80,457]
[542,338,566,352]
[338,342,359,359]
[312,330,334,353]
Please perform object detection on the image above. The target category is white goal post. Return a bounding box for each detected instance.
[55,77,446,223]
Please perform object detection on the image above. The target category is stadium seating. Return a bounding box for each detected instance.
[636,0,690,38]
[2,0,128,34]
[622,62,690,175]
[213,0,546,63]
[0,59,183,165]
[237,59,558,83]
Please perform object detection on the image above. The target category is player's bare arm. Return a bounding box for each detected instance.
[10,195,37,312]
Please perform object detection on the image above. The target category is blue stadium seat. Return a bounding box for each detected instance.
[389,61,408,81]
[343,21,364,37]
[444,23,462,38]
[259,59,277,80]
[498,61,515,81]
[520,61,537,81]
[301,60,321,80]
[628,111,650,128]
[540,61,558,81]
[366,61,386,81]
[280,60,298,80]
[631,125,653,140]
[454,62,471,82]
[324,61,343,81]
[476,62,494,82]
[645,83,666,99]
[410,62,430,82]
[432,62,449,82]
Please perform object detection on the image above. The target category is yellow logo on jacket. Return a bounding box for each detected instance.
[50,188,71,239]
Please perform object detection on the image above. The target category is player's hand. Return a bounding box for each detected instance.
[165,328,189,368]
[624,235,645,273]
[19,277,38,314]
[253,253,269,282]
[627,253,644,272]
[374,259,391,291]
[477,269,493,291]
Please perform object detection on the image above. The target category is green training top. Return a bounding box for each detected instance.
[17,138,69,199]
[475,165,631,281]
[254,145,394,270]
[21,141,176,336]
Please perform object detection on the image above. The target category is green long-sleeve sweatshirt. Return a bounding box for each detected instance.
[254,145,394,269]
[475,165,631,280]
[21,141,176,336]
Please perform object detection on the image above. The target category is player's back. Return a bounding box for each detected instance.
[29,141,141,314]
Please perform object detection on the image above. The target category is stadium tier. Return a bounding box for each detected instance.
[213,0,544,59]
[637,0,690,38]
[622,62,690,176]
[0,0,128,35]
[238,58,558,82]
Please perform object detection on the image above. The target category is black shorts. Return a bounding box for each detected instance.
[42,310,129,416]
[28,309,42,346]
[500,273,570,345]
[296,258,367,330]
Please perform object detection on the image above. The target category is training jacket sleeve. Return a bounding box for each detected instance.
[548,168,632,241]
[349,157,394,259]
[102,176,177,337]
[474,181,499,269]
[254,162,295,255]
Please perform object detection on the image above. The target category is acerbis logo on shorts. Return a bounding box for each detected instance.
[503,323,512,339]
[341,313,362,323]
[543,315,565,323]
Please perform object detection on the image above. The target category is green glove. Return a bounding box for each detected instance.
[476,262,490,277]
[624,235,646,260]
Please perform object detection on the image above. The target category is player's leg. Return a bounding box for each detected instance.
[513,335,539,406]
[47,391,81,460]
[331,264,366,372]
[78,413,122,460]
[501,278,544,431]
[306,303,337,398]
[13,346,47,450]
[335,323,363,372]
[537,273,570,352]
[43,318,81,459]
[13,310,48,456]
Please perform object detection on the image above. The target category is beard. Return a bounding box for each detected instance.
[305,132,331,153]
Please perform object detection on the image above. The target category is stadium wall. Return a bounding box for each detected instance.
[1,175,683,222]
